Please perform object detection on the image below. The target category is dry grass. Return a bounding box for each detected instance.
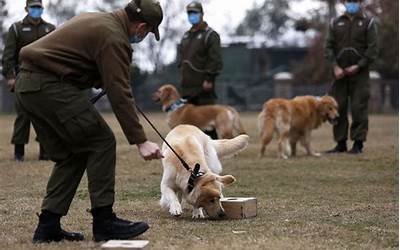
[0,113,398,250]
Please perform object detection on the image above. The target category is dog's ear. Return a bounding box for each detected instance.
[160,88,171,101]
[217,175,236,186]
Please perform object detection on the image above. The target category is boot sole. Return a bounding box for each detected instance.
[93,224,149,242]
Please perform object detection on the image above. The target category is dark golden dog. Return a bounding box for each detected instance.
[258,95,339,159]
[153,84,246,139]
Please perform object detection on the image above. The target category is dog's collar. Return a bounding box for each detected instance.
[187,163,205,193]
[164,99,187,113]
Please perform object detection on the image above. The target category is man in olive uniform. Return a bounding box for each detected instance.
[324,0,378,154]
[178,1,223,139]
[2,0,55,161]
[15,0,163,243]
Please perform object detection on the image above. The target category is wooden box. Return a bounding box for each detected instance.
[221,197,257,219]
[101,240,149,249]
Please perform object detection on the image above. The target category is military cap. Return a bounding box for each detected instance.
[26,0,43,7]
[186,1,203,13]
[125,0,163,41]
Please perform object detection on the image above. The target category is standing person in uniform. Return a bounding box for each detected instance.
[324,0,378,154]
[178,1,223,139]
[15,0,163,243]
[2,0,55,161]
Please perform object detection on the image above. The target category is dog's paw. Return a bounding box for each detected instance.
[192,208,205,219]
[169,202,183,217]
[312,152,321,157]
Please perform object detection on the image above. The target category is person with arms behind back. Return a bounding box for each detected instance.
[2,0,55,161]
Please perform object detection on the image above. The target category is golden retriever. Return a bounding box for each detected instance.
[258,95,339,159]
[160,124,249,219]
[152,84,246,139]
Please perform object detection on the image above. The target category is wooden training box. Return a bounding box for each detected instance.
[101,240,149,250]
[221,197,257,219]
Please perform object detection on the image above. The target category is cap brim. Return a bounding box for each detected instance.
[186,8,201,13]
[153,27,160,41]
[28,2,43,7]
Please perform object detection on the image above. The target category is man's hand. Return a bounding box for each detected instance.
[344,65,360,76]
[137,141,163,161]
[202,80,213,92]
[7,78,16,92]
[333,65,345,80]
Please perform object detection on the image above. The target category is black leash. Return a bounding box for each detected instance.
[90,89,203,192]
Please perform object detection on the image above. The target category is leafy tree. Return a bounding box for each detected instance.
[0,0,8,48]
[235,0,290,40]
[46,0,77,24]
[367,0,398,78]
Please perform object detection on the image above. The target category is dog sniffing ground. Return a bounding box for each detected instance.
[0,113,398,249]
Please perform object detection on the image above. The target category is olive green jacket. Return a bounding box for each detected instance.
[178,21,223,97]
[2,16,55,80]
[18,10,147,145]
[324,11,378,71]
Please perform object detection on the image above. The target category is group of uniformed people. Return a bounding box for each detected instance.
[1,0,377,243]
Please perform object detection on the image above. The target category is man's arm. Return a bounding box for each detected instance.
[204,31,223,83]
[324,20,337,67]
[96,42,147,145]
[2,24,18,80]
[357,18,379,69]
[324,20,346,79]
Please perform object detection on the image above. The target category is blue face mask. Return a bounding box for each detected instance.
[28,7,43,19]
[345,2,360,14]
[130,34,145,44]
[188,12,201,25]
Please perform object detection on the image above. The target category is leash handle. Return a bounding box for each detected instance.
[90,89,192,172]
[134,104,192,172]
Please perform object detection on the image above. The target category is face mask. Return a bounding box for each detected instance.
[345,2,360,14]
[28,7,43,19]
[130,34,145,44]
[188,12,201,25]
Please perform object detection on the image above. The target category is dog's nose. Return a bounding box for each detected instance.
[218,211,226,218]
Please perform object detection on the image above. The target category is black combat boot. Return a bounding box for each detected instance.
[91,205,149,242]
[325,140,347,153]
[14,144,25,161]
[32,210,84,243]
[38,144,50,161]
[204,128,219,139]
[348,140,363,154]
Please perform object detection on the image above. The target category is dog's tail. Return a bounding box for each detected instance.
[212,134,249,158]
[257,105,275,156]
[230,108,247,135]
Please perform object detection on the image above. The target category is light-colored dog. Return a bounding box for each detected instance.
[160,124,249,219]
[258,95,339,159]
[152,84,246,139]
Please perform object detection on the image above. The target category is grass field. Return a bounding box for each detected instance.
[0,113,398,250]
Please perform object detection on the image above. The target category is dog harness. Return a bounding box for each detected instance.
[164,98,188,113]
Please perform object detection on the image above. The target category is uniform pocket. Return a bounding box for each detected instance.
[56,102,102,144]
[15,72,42,93]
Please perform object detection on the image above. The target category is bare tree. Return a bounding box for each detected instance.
[134,0,193,73]
[0,0,8,48]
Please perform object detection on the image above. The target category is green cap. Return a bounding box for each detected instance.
[26,0,43,7]
[186,1,203,13]
[125,0,163,41]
